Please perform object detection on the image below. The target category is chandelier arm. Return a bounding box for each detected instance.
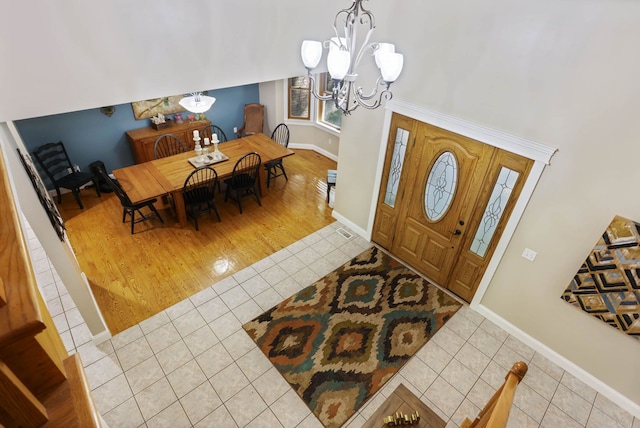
[305,74,334,102]
[357,0,375,29]
[353,88,393,110]
[352,37,377,72]
[329,25,343,49]
[334,2,356,48]
[334,2,358,29]
[353,77,387,101]
[334,82,351,112]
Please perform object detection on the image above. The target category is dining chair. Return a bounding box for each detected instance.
[200,124,228,144]
[32,141,101,209]
[265,123,290,188]
[95,163,164,234]
[153,134,186,159]
[182,166,221,231]
[237,103,264,138]
[224,152,262,214]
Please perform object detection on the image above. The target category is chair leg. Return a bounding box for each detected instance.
[236,189,243,214]
[280,164,288,181]
[130,209,136,234]
[93,176,102,197]
[212,204,221,222]
[266,167,271,188]
[150,204,164,223]
[253,184,262,206]
[55,188,62,204]
[72,190,84,209]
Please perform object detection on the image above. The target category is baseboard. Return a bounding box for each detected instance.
[288,143,338,162]
[474,303,640,419]
[331,210,370,241]
[91,330,112,345]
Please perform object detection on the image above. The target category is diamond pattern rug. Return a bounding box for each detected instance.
[243,246,462,427]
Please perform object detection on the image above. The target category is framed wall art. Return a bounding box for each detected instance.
[131,95,184,120]
[561,215,640,341]
[17,149,66,241]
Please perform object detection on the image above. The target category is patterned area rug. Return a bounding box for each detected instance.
[243,247,462,427]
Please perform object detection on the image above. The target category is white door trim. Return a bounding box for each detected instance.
[368,99,558,306]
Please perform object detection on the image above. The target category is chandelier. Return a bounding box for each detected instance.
[301,0,403,115]
[179,92,216,113]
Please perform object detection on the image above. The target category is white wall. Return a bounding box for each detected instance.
[2,0,640,415]
[0,0,337,122]
[333,0,640,414]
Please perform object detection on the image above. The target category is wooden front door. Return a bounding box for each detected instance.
[372,113,532,302]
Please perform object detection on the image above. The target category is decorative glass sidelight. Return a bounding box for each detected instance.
[424,151,457,221]
[383,127,410,207]
[470,167,520,257]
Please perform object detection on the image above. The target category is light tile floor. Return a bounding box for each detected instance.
[25,221,640,428]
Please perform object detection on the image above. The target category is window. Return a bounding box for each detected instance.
[287,73,342,132]
[288,77,310,120]
[317,73,342,130]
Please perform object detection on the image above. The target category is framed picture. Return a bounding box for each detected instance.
[17,149,66,241]
[561,215,640,342]
[131,95,184,120]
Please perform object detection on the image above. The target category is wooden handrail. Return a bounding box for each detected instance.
[0,147,101,427]
[461,361,528,428]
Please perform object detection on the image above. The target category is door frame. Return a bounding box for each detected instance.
[368,99,557,307]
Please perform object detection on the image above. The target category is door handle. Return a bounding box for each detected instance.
[450,229,461,236]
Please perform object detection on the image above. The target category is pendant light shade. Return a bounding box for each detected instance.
[301,40,322,70]
[327,49,351,81]
[179,92,216,113]
[379,52,404,83]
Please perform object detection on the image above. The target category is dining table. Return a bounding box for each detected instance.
[112,133,295,227]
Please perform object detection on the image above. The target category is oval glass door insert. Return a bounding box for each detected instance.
[424,151,458,221]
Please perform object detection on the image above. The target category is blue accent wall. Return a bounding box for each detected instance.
[14,84,259,177]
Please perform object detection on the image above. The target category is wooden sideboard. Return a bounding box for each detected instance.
[126,119,211,164]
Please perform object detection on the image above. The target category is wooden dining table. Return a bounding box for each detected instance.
[112,133,295,227]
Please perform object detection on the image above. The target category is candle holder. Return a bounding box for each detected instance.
[193,130,203,162]
[210,134,221,159]
[203,137,211,159]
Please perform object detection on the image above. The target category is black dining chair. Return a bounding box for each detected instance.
[200,124,228,144]
[182,166,221,231]
[32,141,101,209]
[265,123,290,188]
[153,134,186,159]
[224,152,262,214]
[94,163,164,234]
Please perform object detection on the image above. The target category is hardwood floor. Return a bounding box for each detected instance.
[57,149,337,335]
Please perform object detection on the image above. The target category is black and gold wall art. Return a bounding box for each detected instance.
[561,215,640,341]
[17,149,65,241]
